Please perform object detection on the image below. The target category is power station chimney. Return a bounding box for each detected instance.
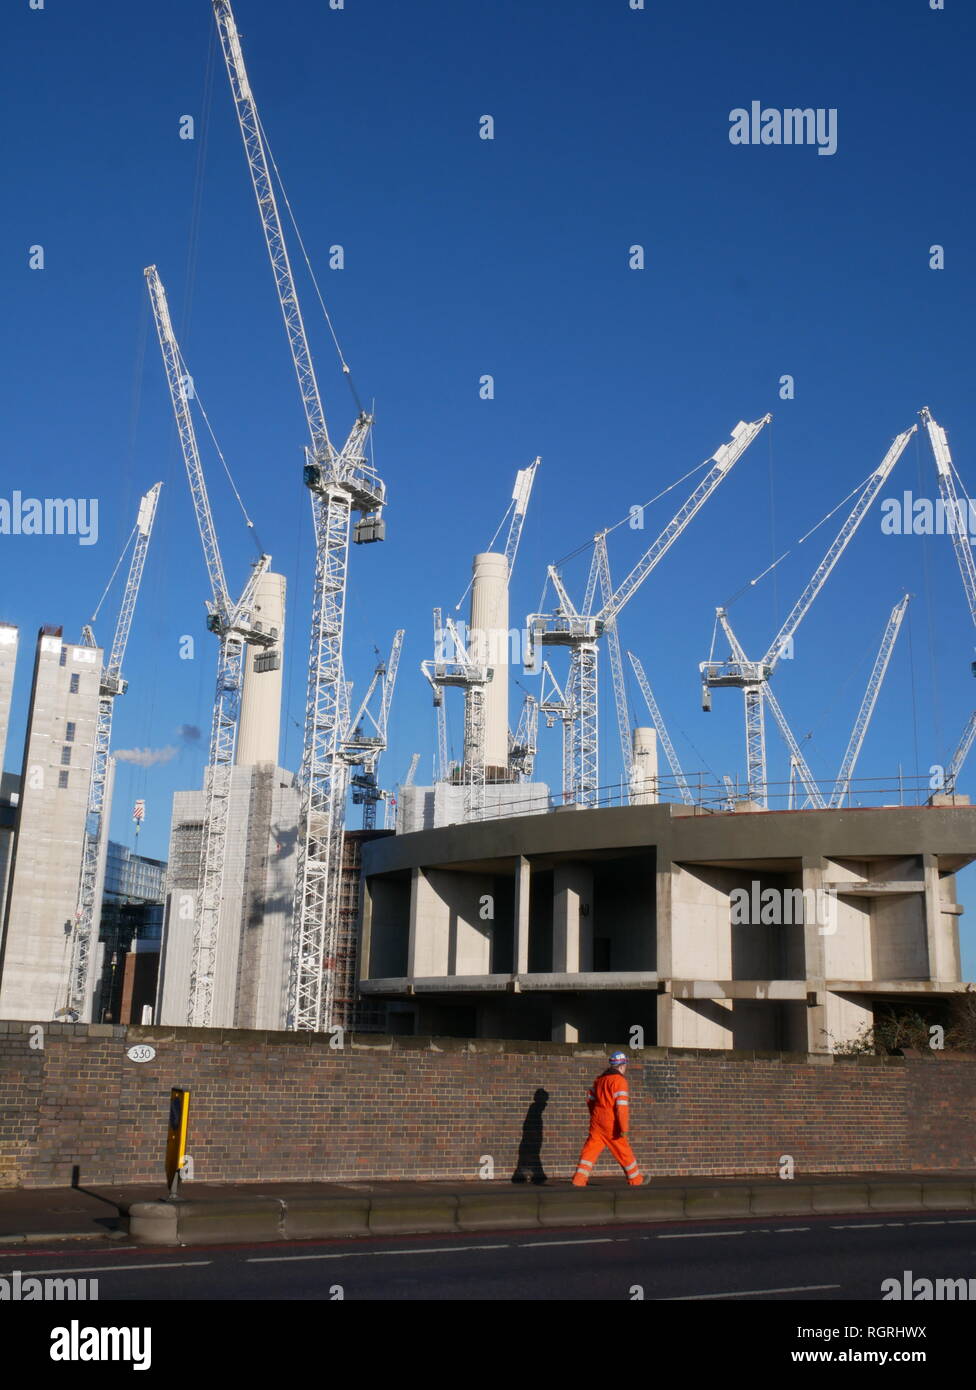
[236,570,286,767]
[468,551,510,779]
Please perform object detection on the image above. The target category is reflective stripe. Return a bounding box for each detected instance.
[615,1097,629,1105]
[624,1162,638,1172]
[577,1159,594,1168]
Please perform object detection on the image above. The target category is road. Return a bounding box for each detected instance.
[3,1210,975,1301]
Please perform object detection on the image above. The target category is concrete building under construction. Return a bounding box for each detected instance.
[357,798,976,1048]
[0,627,108,1021]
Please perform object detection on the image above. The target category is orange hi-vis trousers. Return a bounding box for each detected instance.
[572,1128,642,1186]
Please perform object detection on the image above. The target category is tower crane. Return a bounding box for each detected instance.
[64,482,162,1020]
[626,651,694,806]
[421,617,492,821]
[539,660,575,802]
[145,266,277,1028]
[595,532,634,800]
[527,416,771,806]
[700,426,916,805]
[945,712,976,796]
[509,694,539,780]
[920,408,976,792]
[423,460,538,808]
[214,0,386,1033]
[403,753,421,787]
[345,630,404,830]
[829,594,910,808]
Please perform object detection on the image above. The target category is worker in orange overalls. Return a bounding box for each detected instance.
[572,1050,643,1186]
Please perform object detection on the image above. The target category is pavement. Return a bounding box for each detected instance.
[2,1170,976,1246]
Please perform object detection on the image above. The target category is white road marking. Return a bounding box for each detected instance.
[657,1230,745,1239]
[910,1220,946,1226]
[831,1222,884,1229]
[524,1238,615,1247]
[1,1261,212,1276]
[665,1283,841,1301]
[249,1244,509,1263]
[772,1227,809,1233]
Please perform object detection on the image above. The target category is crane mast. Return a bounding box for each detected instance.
[346,630,404,830]
[626,650,694,806]
[595,533,633,798]
[214,0,386,1032]
[66,482,162,1019]
[145,265,276,1027]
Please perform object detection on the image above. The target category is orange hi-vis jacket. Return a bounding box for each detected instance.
[587,1067,630,1138]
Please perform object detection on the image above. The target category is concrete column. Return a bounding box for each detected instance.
[922,853,950,982]
[407,867,448,977]
[552,863,593,973]
[514,856,530,976]
[236,571,286,767]
[551,1013,579,1044]
[801,857,828,1053]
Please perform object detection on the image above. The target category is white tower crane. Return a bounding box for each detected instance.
[424,460,538,808]
[829,594,910,808]
[700,426,916,805]
[539,660,575,802]
[214,0,386,1033]
[920,408,976,792]
[422,617,492,821]
[345,630,404,830]
[509,694,539,780]
[528,416,771,806]
[65,482,162,1020]
[145,266,277,1027]
[626,651,694,806]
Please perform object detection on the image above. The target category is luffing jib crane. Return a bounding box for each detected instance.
[626,650,694,806]
[214,0,386,1032]
[700,426,916,805]
[65,482,162,1020]
[422,618,492,821]
[829,594,910,808]
[528,416,772,806]
[145,265,278,1028]
[345,630,404,830]
[920,408,976,793]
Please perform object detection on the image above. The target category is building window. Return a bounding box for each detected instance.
[58,770,69,789]
[65,722,76,742]
[60,746,71,765]
[59,647,67,667]
[69,673,79,694]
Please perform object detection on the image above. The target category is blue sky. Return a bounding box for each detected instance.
[2,0,975,972]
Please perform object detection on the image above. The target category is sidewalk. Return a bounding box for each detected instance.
[2,1171,975,1246]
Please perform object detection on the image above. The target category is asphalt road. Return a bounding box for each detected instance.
[3,1210,975,1301]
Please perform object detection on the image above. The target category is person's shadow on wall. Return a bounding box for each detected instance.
[511,1088,549,1184]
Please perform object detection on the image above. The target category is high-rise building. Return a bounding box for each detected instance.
[0,627,104,1020]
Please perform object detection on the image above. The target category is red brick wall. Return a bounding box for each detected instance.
[1,1022,973,1188]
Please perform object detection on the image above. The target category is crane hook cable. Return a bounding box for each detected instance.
[172,339,265,555]
[89,525,137,626]
[256,108,367,419]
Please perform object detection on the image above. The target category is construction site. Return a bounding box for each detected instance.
[0,0,974,1050]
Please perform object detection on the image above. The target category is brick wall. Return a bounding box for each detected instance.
[1,1022,974,1188]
